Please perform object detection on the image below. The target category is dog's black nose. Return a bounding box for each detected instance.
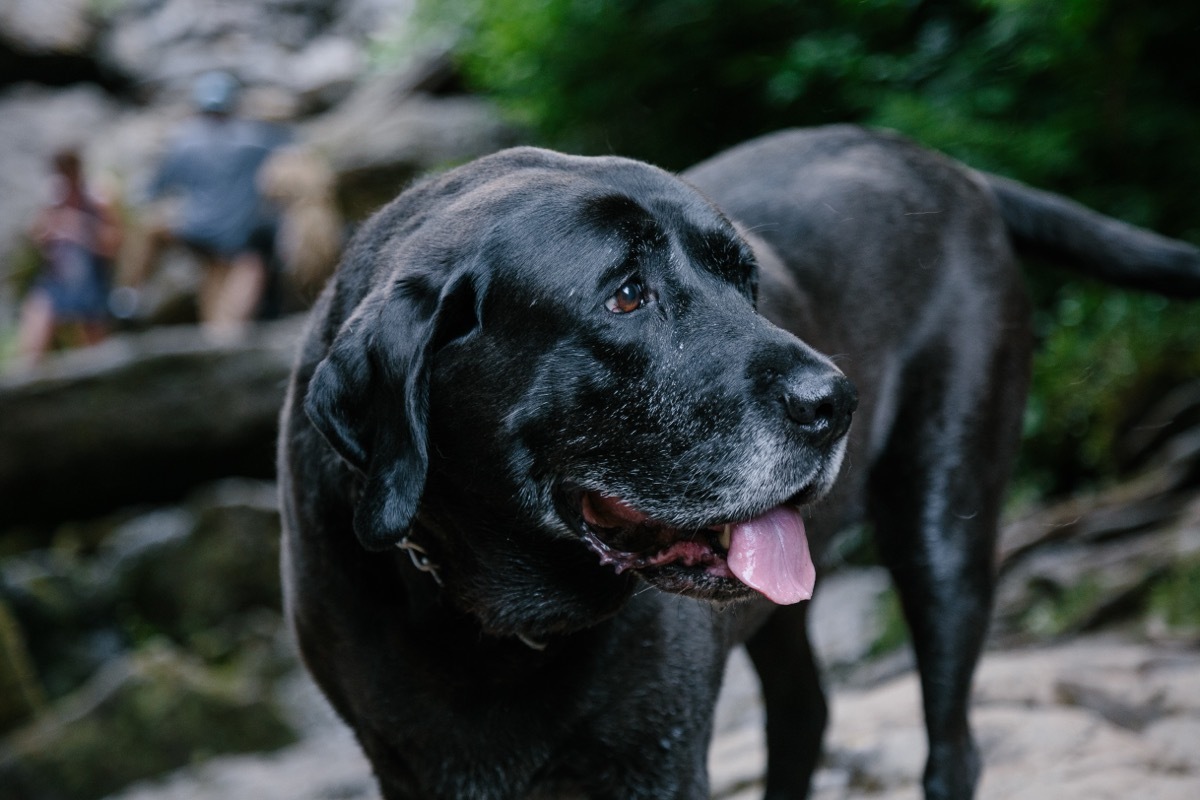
[783,372,857,446]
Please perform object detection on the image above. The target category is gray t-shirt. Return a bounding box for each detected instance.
[149,115,288,255]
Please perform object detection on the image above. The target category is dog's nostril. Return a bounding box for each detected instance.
[784,395,833,427]
[782,375,856,441]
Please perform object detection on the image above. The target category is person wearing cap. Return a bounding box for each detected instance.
[125,71,289,335]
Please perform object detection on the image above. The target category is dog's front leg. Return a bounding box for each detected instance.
[745,602,827,799]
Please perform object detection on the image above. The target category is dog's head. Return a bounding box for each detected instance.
[303,147,855,635]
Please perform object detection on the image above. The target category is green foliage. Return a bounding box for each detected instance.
[1020,285,1200,494]
[423,0,1200,494]
[868,586,910,657]
[1149,558,1200,633]
[1018,575,1106,638]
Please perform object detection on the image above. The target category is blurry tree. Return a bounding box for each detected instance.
[414,0,1200,495]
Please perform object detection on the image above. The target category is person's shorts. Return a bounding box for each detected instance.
[177,220,276,263]
[35,267,110,322]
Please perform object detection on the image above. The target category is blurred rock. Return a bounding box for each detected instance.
[0,317,304,527]
[303,67,519,219]
[104,729,380,800]
[808,567,891,671]
[0,0,95,56]
[0,477,289,729]
[0,642,297,800]
[109,480,283,648]
[0,472,294,795]
[95,0,403,108]
[0,548,120,699]
[1117,378,1200,474]
[799,638,1200,800]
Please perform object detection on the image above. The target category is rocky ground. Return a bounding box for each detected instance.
[93,573,1200,800]
[717,606,1200,800]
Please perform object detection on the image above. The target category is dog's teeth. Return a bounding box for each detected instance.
[718,524,732,550]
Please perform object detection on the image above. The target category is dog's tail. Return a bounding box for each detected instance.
[983,173,1200,297]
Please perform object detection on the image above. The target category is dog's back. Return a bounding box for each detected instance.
[684,124,1197,799]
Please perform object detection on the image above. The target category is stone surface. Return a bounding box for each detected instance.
[107,730,380,800]
[995,484,1200,642]
[82,603,1200,800]
[302,73,518,219]
[0,478,288,707]
[0,546,119,699]
[0,643,296,800]
[94,0,402,107]
[0,0,95,55]
[0,318,305,526]
[808,567,892,670]
[110,480,283,645]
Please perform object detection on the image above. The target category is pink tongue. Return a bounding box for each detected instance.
[727,506,815,605]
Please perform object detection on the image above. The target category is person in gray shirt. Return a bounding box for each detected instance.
[127,71,288,335]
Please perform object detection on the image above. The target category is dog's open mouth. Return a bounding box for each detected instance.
[573,491,815,605]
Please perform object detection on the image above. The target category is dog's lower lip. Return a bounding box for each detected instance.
[580,526,734,577]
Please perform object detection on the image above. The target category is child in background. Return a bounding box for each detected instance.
[15,148,122,367]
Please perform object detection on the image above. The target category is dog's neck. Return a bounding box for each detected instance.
[395,521,550,651]
[398,505,640,652]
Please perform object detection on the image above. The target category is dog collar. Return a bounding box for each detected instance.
[397,533,443,586]
[396,532,548,651]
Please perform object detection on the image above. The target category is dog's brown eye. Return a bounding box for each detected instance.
[607,281,645,314]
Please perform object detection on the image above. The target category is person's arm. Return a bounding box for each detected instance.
[90,196,123,260]
[144,158,176,201]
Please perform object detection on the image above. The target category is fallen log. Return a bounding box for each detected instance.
[0,317,306,528]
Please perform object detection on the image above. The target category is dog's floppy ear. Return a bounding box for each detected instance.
[304,271,478,550]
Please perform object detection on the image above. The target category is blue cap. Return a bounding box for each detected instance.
[192,71,239,113]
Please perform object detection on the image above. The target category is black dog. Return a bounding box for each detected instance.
[279,125,1200,799]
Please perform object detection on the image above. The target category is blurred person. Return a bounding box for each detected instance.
[15,147,122,367]
[125,71,288,336]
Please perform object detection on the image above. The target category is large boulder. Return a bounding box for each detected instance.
[105,480,284,650]
[94,0,403,109]
[0,0,96,56]
[302,61,519,219]
[0,478,288,701]
[0,317,305,527]
[0,546,118,701]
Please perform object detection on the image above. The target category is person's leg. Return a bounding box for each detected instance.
[197,256,230,328]
[14,291,57,367]
[218,250,268,325]
[121,215,175,286]
[199,250,266,336]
